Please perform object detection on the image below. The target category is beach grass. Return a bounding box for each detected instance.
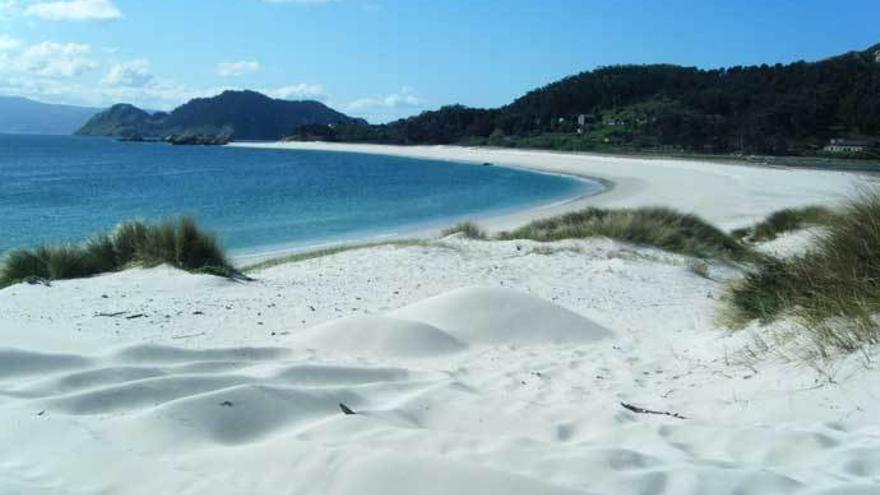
[441,222,488,240]
[725,190,880,354]
[735,206,837,242]
[0,217,232,287]
[497,206,752,261]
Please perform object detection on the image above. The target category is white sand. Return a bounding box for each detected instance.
[2,146,879,494]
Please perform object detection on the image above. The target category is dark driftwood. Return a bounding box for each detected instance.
[95,311,127,318]
[620,402,687,419]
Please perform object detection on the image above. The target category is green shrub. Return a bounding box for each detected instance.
[498,207,750,260]
[442,222,488,240]
[0,216,232,288]
[725,191,880,354]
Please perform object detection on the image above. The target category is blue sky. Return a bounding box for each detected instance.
[0,0,878,122]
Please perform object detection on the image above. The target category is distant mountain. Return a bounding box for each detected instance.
[292,43,880,157]
[77,90,366,141]
[0,96,102,135]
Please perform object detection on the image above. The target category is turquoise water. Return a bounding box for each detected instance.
[0,135,600,256]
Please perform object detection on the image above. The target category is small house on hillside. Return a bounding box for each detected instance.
[577,114,595,134]
[823,139,871,154]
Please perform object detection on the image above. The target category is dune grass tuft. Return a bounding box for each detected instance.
[172,217,228,270]
[497,207,751,261]
[1,248,51,282]
[742,206,837,242]
[725,191,880,354]
[1,217,232,288]
[111,221,149,263]
[726,258,797,325]
[442,222,488,240]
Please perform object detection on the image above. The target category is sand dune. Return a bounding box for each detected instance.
[391,286,613,346]
[292,315,467,357]
[3,273,880,494]
[1,147,879,494]
[0,349,92,378]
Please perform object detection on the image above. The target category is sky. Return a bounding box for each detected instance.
[0,0,878,123]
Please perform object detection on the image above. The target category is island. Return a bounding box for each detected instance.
[76,90,366,144]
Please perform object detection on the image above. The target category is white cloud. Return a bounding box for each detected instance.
[102,58,152,87]
[0,34,22,51]
[216,60,260,77]
[0,39,232,110]
[0,36,334,113]
[268,83,326,100]
[347,87,425,110]
[0,72,227,111]
[13,41,97,77]
[24,0,121,21]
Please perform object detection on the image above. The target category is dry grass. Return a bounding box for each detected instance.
[1,217,232,287]
[737,206,837,242]
[724,191,880,356]
[441,222,488,240]
[528,246,585,256]
[497,207,752,261]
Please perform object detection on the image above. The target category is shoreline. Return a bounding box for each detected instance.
[230,141,865,263]
[227,144,611,265]
[230,170,607,265]
[232,142,620,234]
[4,141,879,494]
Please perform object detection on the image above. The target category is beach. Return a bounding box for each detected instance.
[233,142,862,233]
[2,145,878,495]
[1,135,595,258]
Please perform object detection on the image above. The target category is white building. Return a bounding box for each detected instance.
[823,139,870,154]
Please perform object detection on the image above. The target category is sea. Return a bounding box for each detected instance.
[0,134,601,258]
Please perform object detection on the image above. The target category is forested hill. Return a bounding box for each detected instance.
[292,44,880,156]
[77,90,365,141]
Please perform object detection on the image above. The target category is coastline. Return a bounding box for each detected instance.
[230,167,605,265]
[231,142,865,254]
[3,141,879,494]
